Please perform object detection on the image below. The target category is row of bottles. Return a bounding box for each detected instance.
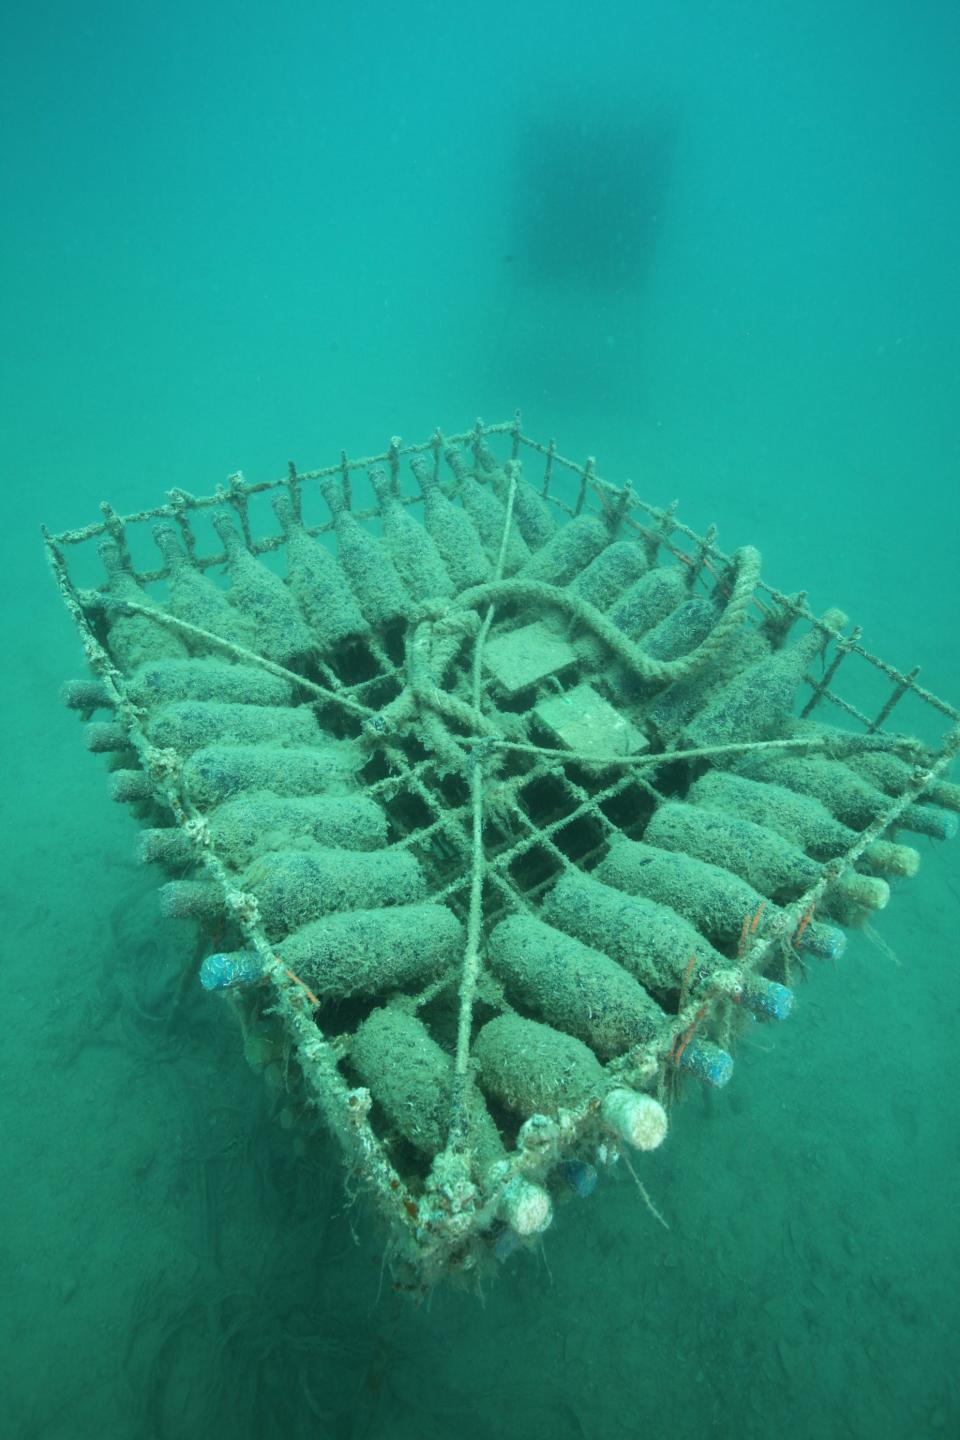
[94,442,628,681]
[163,844,425,940]
[95,441,751,719]
[734,723,958,842]
[644,800,890,913]
[487,913,743,1086]
[595,838,846,960]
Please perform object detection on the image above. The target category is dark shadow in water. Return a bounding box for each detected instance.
[508,101,680,294]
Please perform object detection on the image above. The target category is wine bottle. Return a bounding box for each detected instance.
[203,791,387,867]
[368,463,453,601]
[146,700,319,754]
[153,524,256,651]
[202,901,464,1000]
[517,511,612,587]
[608,565,689,640]
[475,1015,668,1150]
[487,914,668,1059]
[210,512,314,666]
[271,493,368,649]
[644,626,772,746]
[182,740,358,808]
[736,750,957,843]
[409,454,491,591]
[318,475,410,626]
[567,539,649,611]
[162,845,424,938]
[443,443,530,572]
[123,658,292,709]
[141,792,386,870]
[541,871,725,994]
[97,540,187,672]
[843,747,960,815]
[475,437,557,549]
[680,609,846,750]
[596,838,845,960]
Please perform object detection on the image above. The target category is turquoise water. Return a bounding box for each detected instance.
[1,2,958,1436]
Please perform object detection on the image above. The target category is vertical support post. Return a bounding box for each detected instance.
[429,427,444,491]
[388,435,402,492]
[168,490,200,566]
[339,449,352,510]
[227,471,253,549]
[541,437,556,499]
[574,456,594,517]
[287,460,301,522]
[510,409,522,461]
[99,501,132,568]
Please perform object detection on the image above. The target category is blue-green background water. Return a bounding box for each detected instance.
[2,2,958,1436]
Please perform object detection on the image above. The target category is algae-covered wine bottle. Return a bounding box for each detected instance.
[540,871,794,1022]
[153,524,256,651]
[181,739,359,808]
[604,595,720,707]
[351,1007,503,1164]
[319,475,410,627]
[689,769,920,878]
[475,437,557,550]
[488,914,668,1060]
[443,442,530,572]
[162,844,425,938]
[516,505,612,587]
[608,565,689,641]
[368,463,454,602]
[142,791,386,870]
[201,901,464,998]
[567,539,649,611]
[644,626,772,746]
[211,512,314,666]
[842,746,960,817]
[210,791,386,860]
[277,901,461,997]
[475,1014,669,1149]
[145,698,319,754]
[409,454,491,591]
[271,493,368,650]
[680,608,846,750]
[97,539,187,672]
[595,838,845,961]
[540,870,724,993]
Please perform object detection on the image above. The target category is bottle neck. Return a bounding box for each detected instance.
[212,513,243,558]
[153,526,188,573]
[319,476,346,519]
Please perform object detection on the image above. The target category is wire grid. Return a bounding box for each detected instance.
[44,414,960,1281]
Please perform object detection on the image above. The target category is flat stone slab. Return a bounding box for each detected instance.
[483,621,577,693]
[534,682,648,758]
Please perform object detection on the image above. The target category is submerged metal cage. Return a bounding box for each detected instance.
[45,416,960,1290]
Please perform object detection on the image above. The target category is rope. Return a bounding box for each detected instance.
[459,728,929,772]
[447,460,520,1151]
[455,543,760,689]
